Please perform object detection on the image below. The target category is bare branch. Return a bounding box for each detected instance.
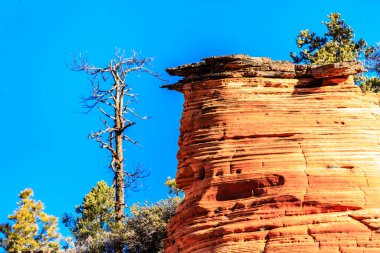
[122,121,136,131]
[122,135,142,147]
[98,99,116,109]
[88,127,115,139]
[98,107,115,120]
[88,127,117,155]
[124,164,150,192]
[124,107,149,120]
[92,135,116,155]
[100,118,111,129]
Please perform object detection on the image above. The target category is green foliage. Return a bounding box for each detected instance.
[64,179,182,253]
[365,47,380,93]
[0,188,61,252]
[70,197,180,253]
[290,12,380,92]
[121,197,181,253]
[118,178,182,252]
[367,47,380,75]
[63,180,116,252]
[61,177,182,253]
[290,13,373,64]
[164,176,183,197]
[360,76,380,93]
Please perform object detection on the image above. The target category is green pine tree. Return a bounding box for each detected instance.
[64,179,182,253]
[290,13,373,65]
[63,180,116,252]
[290,13,380,92]
[0,188,61,252]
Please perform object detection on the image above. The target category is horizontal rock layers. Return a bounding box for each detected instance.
[164,55,380,252]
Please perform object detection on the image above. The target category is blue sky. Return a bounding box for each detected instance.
[1,0,380,237]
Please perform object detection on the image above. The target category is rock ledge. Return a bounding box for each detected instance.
[164,54,364,91]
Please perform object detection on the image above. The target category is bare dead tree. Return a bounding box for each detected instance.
[71,49,159,221]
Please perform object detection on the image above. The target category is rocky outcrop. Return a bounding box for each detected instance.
[163,55,380,252]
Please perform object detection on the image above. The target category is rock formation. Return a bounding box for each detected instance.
[163,55,380,252]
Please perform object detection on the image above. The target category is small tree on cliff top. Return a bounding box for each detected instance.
[0,189,62,252]
[290,13,374,64]
[290,13,380,92]
[71,49,159,221]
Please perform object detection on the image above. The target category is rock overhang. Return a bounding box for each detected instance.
[163,54,365,91]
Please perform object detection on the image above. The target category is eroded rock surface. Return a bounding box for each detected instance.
[164,55,380,253]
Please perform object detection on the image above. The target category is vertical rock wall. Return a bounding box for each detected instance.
[164,55,380,252]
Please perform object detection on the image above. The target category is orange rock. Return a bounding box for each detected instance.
[163,55,380,252]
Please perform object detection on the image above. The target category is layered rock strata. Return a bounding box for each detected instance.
[164,55,380,253]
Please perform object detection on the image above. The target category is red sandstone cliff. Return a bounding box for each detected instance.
[164,55,380,253]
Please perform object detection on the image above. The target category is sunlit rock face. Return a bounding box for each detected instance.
[163,55,380,253]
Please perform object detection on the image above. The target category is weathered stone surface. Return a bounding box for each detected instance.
[164,55,380,253]
[164,55,364,90]
[311,62,365,79]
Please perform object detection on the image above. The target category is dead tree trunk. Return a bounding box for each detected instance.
[71,49,158,221]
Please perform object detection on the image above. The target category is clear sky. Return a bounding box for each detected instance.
[1,0,380,237]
